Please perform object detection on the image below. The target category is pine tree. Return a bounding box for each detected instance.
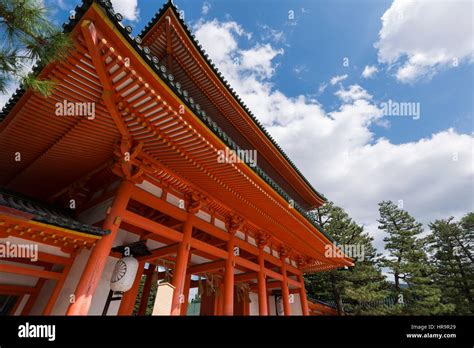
[0,0,72,96]
[305,202,389,315]
[427,214,474,314]
[378,201,448,315]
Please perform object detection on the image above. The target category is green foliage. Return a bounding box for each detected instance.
[132,275,159,316]
[426,214,474,314]
[306,201,472,316]
[306,202,390,315]
[378,201,451,315]
[0,0,72,96]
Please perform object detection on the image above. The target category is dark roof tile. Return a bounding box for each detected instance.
[0,189,109,237]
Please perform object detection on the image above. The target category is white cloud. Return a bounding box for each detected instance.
[201,1,211,15]
[375,0,474,83]
[111,0,139,21]
[259,24,285,44]
[335,84,372,103]
[330,74,348,85]
[318,83,327,94]
[240,44,284,79]
[362,65,378,78]
[191,19,474,253]
[56,0,68,10]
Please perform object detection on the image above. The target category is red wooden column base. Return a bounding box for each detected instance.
[280,250,292,316]
[170,214,194,315]
[257,247,268,315]
[223,232,236,316]
[298,274,310,316]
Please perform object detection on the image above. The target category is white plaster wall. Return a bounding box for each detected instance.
[249,292,259,316]
[290,293,303,315]
[137,180,163,198]
[78,197,113,225]
[268,295,277,315]
[266,294,302,316]
[196,210,211,223]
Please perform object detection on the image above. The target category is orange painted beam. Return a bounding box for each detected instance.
[264,268,283,282]
[0,285,36,295]
[193,217,230,242]
[0,264,61,280]
[190,238,227,259]
[287,277,302,289]
[80,20,130,138]
[234,272,258,283]
[187,260,226,275]
[137,243,179,262]
[0,245,73,266]
[122,210,183,243]
[235,256,260,272]
[132,187,188,222]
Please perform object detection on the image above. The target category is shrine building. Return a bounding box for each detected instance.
[0,0,352,316]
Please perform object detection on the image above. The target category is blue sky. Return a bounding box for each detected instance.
[9,0,474,254]
[44,0,473,144]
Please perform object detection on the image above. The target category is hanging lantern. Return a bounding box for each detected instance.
[110,256,139,292]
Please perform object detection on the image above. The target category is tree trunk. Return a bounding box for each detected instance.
[330,273,344,315]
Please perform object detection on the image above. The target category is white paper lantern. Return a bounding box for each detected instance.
[110,256,139,292]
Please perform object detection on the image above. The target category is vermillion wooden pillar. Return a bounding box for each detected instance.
[223,215,242,316]
[298,274,310,316]
[118,261,145,315]
[170,214,194,315]
[137,268,155,315]
[257,247,268,315]
[280,253,292,316]
[223,231,236,315]
[180,274,191,316]
[67,180,134,315]
[215,279,224,315]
